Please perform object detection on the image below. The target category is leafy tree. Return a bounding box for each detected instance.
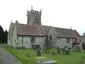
[4,30,8,44]
[0,25,5,43]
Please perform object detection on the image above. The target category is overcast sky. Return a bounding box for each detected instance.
[0,0,85,35]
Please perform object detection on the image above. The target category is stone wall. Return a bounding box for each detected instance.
[16,36,46,49]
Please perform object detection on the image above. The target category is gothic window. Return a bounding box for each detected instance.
[31,37,35,43]
[66,38,70,43]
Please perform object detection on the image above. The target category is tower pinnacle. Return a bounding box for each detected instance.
[31,6,33,10]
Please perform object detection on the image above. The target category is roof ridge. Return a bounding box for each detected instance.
[39,26,45,35]
[53,26,73,30]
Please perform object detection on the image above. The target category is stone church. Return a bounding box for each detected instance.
[8,8,82,49]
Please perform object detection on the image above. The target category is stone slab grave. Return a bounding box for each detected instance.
[37,60,57,64]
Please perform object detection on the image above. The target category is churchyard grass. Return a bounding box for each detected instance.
[0,44,85,64]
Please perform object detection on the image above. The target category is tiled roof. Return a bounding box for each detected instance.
[16,24,44,36]
[40,25,51,36]
[54,27,80,38]
[9,22,80,38]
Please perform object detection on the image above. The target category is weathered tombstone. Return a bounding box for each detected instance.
[65,46,70,55]
[37,48,41,56]
[43,46,48,54]
[61,48,65,54]
[75,45,81,52]
[57,47,60,54]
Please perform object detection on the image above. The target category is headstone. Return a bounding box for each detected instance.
[61,48,65,54]
[56,47,60,54]
[65,46,70,55]
[43,46,47,54]
[75,45,81,52]
[72,46,76,52]
[37,48,41,56]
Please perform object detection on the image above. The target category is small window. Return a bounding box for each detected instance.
[66,38,70,43]
[31,37,35,43]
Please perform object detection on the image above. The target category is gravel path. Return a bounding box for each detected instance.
[0,46,21,64]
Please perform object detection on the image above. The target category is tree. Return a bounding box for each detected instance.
[0,25,5,43]
[4,30,8,44]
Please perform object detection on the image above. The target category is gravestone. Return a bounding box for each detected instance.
[72,46,76,52]
[65,46,70,55]
[56,47,60,54]
[72,45,81,52]
[37,48,41,56]
[75,45,81,52]
[43,46,48,54]
[61,48,65,54]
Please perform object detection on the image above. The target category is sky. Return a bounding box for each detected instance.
[0,0,85,35]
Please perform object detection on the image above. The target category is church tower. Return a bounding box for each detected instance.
[27,7,42,25]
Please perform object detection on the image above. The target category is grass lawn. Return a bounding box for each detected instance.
[1,44,85,64]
